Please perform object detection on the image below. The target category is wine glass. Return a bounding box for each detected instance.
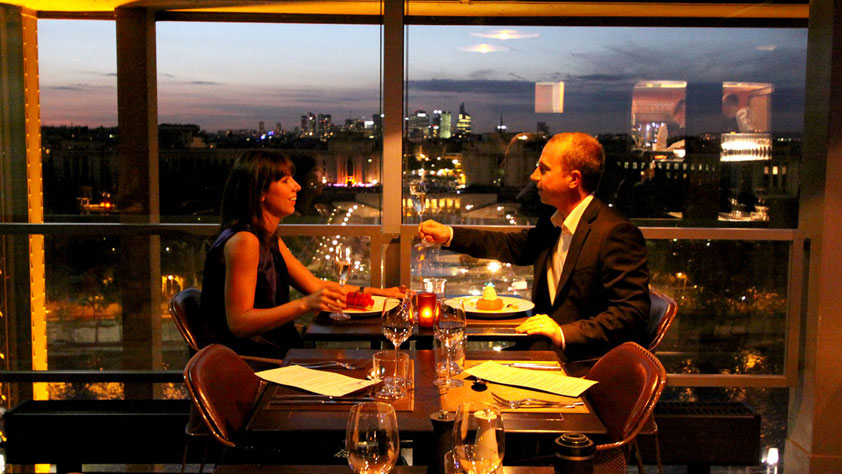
[452,402,505,474]
[346,402,400,474]
[408,180,427,221]
[433,301,466,389]
[330,242,353,321]
[382,296,414,354]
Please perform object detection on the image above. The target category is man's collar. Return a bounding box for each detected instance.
[550,194,595,234]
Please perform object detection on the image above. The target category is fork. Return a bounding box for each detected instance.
[491,392,584,409]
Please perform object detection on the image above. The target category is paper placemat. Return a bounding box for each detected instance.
[440,360,590,414]
[267,359,415,412]
[256,365,377,397]
[465,361,597,397]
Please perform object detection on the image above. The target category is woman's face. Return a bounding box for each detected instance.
[261,175,301,219]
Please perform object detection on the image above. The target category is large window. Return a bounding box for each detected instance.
[156,22,383,224]
[404,26,807,228]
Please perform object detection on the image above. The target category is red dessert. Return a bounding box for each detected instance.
[346,290,374,310]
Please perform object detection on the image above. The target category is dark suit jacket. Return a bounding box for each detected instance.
[450,198,650,360]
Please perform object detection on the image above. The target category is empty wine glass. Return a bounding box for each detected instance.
[452,402,505,474]
[346,402,400,474]
[330,242,353,321]
[434,301,466,389]
[381,296,414,354]
[408,180,427,220]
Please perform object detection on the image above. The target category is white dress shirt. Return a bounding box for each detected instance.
[547,194,594,350]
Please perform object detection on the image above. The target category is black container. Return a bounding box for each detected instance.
[554,432,596,474]
[427,410,456,474]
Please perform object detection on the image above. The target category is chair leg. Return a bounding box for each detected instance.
[634,438,646,474]
[653,430,663,474]
[181,440,189,474]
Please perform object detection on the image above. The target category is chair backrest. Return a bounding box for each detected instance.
[183,344,263,447]
[585,342,666,448]
[169,288,207,352]
[645,289,678,352]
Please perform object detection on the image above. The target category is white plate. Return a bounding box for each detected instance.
[342,294,399,317]
[444,295,535,319]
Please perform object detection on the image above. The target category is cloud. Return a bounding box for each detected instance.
[409,79,534,95]
[756,44,777,52]
[189,80,220,85]
[470,29,539,41]
[459,44,510,54]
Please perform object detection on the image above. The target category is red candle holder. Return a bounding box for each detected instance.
[416,292,438,328]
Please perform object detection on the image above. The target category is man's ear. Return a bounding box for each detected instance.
[568,170,583,189]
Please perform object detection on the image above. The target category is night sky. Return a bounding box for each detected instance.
[38,21,807,135]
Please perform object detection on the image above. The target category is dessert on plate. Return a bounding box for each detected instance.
[476,284,504,311]
[346,290,374,310]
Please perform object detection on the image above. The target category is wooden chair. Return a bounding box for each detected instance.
[183,344,270,461]
[585,342,667,473]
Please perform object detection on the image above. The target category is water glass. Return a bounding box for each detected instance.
[346,402,399,474]
[452,402,505,474]
[435,334,466,378]
[373,351,409,400]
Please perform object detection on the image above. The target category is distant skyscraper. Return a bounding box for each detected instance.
[317,114,333,137]
[372,112,383,138]
[440,111,452,139]
[456,102,472,137]
[259,121,265,134]
[537,121,550,136]
[301,112,316,136]
[432,110,452,139]
[407,110,430,142]
[496,112,507,133]
[275,122,282,134]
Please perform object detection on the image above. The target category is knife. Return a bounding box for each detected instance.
[503,362,563,370]
[271,397,376,405]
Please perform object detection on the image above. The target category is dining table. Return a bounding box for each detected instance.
[214,465,554,474]
[242,348,606,467]
[304,294,538,349]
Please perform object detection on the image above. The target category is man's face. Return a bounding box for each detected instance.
[530,142,575,209]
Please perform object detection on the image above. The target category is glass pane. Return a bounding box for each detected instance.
[39,20,119,220]
[411,244,532,298]
[155,22,383,224]
[406,25,806,228]
[648,239,788,375]
[660,386,788,471]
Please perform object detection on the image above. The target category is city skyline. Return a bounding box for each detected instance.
[38,21,808,135]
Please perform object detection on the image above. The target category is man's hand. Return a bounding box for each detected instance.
[516,314,564,347]
[418,220,451,245]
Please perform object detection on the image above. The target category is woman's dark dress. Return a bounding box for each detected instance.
[200,226,303,357]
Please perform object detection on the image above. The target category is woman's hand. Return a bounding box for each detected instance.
[301,286,347,313]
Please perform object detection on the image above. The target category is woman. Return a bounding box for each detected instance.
[201,150,404,357]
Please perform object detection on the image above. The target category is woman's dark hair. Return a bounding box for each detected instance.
[219,150,295,236]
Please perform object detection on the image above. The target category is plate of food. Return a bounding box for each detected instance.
[342,292,399,318]
[444,285,534,319]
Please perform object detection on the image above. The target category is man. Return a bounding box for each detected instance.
[418,132,650,360]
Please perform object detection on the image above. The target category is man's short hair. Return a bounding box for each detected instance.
[547,132,605,193]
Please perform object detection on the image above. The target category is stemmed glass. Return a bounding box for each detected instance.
[409,180,427,221]
[452,402,505,474]
[433,301,466,389]
[381,296,414,354]
[346,402,400,474]
[330,242,353,321]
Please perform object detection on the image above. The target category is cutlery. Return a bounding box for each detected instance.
[502,362,562,370]
[271,398,375,405]
[292,360,360,370]
[491,392,583,409]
